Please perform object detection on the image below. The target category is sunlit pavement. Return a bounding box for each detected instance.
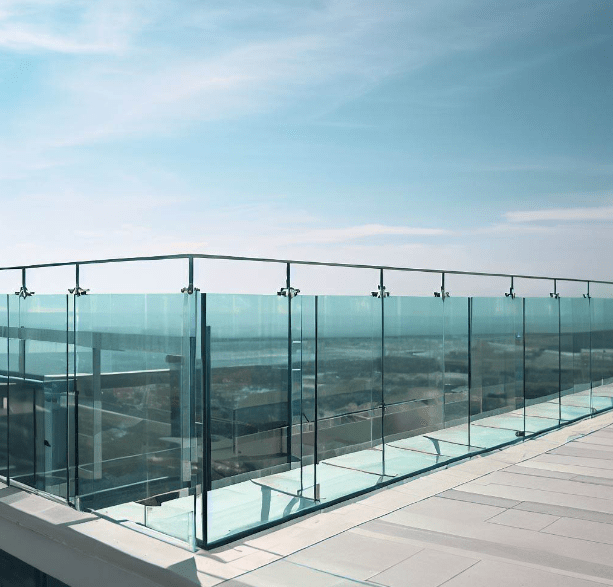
[214,409,613,587]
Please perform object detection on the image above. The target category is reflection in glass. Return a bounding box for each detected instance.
[7,295,70,498]
[316,296,383,496]
[205,294,317,543]
[75,294,195,546]
[2,276,613,550]
[524,298,560,432]
[384,297,444,442]
[560,297,592,418]
[469,297,524,447]
[0,295,7,481]
[591,298,613,410]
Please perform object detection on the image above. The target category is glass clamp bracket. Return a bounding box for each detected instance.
[15,286,34,298]
[371,285,389,298]
[434,289,449,298]
[277,287,300,298]
[68,287,89,296]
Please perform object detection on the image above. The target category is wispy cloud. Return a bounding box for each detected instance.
[4,0,570,149]
[288,224,451,245]
[505,203,613,223]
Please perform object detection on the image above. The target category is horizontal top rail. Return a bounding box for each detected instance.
[0,252,611,285]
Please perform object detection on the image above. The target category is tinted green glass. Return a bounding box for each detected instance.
[315,295,383,496]
[0,295,7,481]
[75,294,195,546]
[205,294,314,543]
[289,295,316,488]
[469,297,524,447]
[423,297,470,447]
[6,295,70,497]
[206,294,289,487]
[591,298,613,411]
[383,297,444,442]
[560,297,592,418]
[382,297,464,466]
[524,298,560,432]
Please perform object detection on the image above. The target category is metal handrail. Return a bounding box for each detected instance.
[0,252,610,285]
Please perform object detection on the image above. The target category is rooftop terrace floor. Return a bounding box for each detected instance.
[5,409,613,586]
[223,409,613,587]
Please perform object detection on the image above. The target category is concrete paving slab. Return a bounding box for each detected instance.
[222,560,367,587]
[456,481,613,514]
[441,558,609,587]
[437,489,521,509]
[513,501,613,525]
[368,548,479,587]
[287,529,423,581]
[361,517,613,581]
[502,464,577,479]
[550,446,613,460]
[485,509,560,531]
[474,470,613,500]
[535,453,613,471]
[517,458,613,480]
[544,517,613,546]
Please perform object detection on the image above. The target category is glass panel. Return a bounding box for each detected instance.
[524,298,560,432]
[195,291,204,544]
[383,297,467,463]
[591,298,613,410]
[75,294,195,546]
[0,295,7,481]
[315,295,384,497]
[206,293,313,543]
[7,295,70,498]
[469,297,524,447]
[290,295,316,480]
[425,297,470,447]
[560,297,592,419]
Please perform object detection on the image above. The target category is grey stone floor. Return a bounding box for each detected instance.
[210,412,613,586]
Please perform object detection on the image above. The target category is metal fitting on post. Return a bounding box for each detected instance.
[15,286,34,298]
[371,285,389,298]
[277,287,300,298]
[180,286,199,294]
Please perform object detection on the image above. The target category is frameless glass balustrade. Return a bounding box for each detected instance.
[0,257,612,550]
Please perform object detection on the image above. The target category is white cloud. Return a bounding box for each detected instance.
[0,27,113,53]
[0,0,153,55]
[287,224,450,245]
[505,204,613,223]
[3,0,564,150]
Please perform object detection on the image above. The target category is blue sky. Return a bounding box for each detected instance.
[0,0,611,292]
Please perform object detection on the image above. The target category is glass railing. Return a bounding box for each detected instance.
[0,255,612,549]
